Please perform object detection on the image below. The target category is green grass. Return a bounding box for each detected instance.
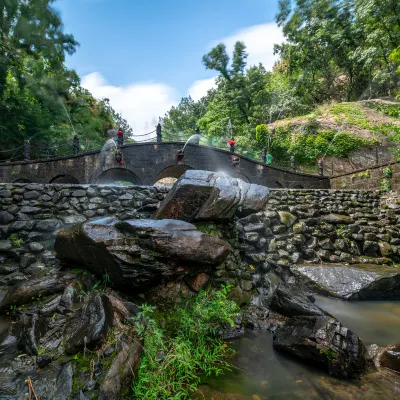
[130,285,239,400]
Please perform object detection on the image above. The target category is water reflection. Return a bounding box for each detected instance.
[198,332,399,400]
[315,296,400,346]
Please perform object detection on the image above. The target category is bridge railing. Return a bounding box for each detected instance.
[0,129,320,175]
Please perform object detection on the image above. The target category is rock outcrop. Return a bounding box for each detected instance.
[291,263,400,300]
[273,315,370,378]
[63,294,114,354]
[379,343,400,373]
[154,170,270,222]
[55,218,231,289]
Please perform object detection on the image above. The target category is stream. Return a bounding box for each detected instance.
[196,298,400,400]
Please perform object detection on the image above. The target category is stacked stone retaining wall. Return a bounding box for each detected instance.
[0,184,399,299]
[330,161,400,191]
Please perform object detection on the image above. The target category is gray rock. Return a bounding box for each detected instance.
[11,220,35,231]
[62,215,87,224]
[291,263,400,300]
[55,219,231,289]
[56,362,73,400]
[379,343,400,373]
[16,313,41,355]
[23,191,40,200]
[87,187,97,197]
[363,241,379,257]
[99,338,142,400]
[20,206,41,214]
[19,253,36,269]
[27,242,44,253]
[63,294,114,354]
[154,170,269,222]
[278,211,297,227]
[0,211,14,224]
[293,221,307,233]
[378,241,393,257]
[0,240,12,251]
[0,190,11,198]
[321,214,353,224]
[58,285,75,311]
[273,315,369,378]
[262,272,326,317]
[71,190,86,197]
[0,264,18,275]
[319,238,334,250]
[0,275,66,310]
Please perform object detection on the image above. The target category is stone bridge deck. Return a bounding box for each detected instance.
[0,142,330,189]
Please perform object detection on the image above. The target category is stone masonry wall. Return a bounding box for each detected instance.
[1,184,399,304]
[0,183,169,288]
[219,189,400,308]
[330,161,400,191]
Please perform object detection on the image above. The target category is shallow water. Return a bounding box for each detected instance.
[198,332,400,400]
[199,299,400,400]
[315,296,400,346]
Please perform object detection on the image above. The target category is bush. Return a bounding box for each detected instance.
[130,286,239,400]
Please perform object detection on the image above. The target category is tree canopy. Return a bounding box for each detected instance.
[163,0,400,168]
[0,0,132,160]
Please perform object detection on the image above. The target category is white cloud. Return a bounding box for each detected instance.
[81,23,284,135]
[187,77,217,101]
[81,72,179,137]
[218,22,284,71]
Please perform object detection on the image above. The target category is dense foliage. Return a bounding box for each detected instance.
[162,0,400,166]
[0,0,131,160]
[131,286,239,400]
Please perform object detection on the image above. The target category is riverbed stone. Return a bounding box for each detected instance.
[291,263,400,300]
[379,344,400,373]
[98,337,142,400]
[0,275,66,310]
[273,315,370,378]
[63,294,114,354]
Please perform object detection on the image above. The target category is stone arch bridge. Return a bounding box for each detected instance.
[0,142,329,189]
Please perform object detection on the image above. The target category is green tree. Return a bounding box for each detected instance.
[162,94,213,135]
[0,0,78,97]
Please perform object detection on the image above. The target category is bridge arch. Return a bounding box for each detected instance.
[95,168,141,185]
[50,174,80,184]
[154,164,194,185]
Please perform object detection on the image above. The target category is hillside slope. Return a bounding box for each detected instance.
[264,99,400,175]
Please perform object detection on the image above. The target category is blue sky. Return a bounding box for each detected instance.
[57,0,282,135]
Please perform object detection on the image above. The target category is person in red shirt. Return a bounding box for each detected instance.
[117,129,124,147]
[228,136,235,153]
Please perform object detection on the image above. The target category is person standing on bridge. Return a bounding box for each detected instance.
[228,136,236,153]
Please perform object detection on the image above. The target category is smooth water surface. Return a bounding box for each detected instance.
[315,296,400,346]
[198,332,399,400]
[198,299,400,400]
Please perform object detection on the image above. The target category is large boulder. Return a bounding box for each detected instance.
[55,218,231,289]
[154,170,270,222]
[291,263,400,300]
[262,272,326,317]
[273,315,370,378]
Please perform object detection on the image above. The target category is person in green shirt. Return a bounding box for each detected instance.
[266,153,273,165]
